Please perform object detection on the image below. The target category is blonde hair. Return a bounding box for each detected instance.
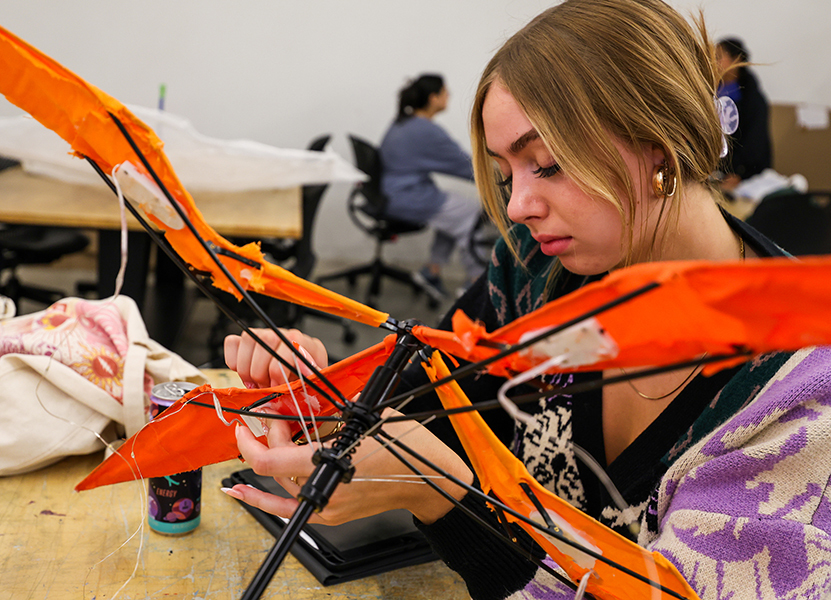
[471,0,724,266]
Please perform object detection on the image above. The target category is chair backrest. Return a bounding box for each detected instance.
[348,135,388,217]
[291,134,332,277]
[745,190,831,255]
[307,135,330,153]
[242,134,331,279]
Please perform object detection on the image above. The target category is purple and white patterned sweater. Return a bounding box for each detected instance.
[504,346,831,599]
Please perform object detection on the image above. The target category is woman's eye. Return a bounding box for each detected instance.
[495,162,558,187]
[532,163,561,178]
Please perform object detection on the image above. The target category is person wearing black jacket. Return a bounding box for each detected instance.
[716,37,772,190]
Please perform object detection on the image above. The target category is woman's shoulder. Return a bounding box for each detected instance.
[668,346,831,468]
[383,116,451,147]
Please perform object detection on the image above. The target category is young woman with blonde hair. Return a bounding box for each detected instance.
[224,1,831,597]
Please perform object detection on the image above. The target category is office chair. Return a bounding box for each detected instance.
[745,190,831,255]
[316,135,427,307]
[205,135,355,360]
[0,225,91,309]
[0,157,91,311]
[257,134,330,279]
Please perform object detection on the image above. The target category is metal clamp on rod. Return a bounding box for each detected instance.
[298,325,422,512]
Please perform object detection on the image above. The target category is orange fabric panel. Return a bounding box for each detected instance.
[76,337,395,491]
[423,351,700,600]
[413,256,831,379]
[0,25,389,328]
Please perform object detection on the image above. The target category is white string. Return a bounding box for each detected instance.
[275,358,313,445]
[570,444,640,537]
[353,473,444,480]
[210,389,232,425]
[497,354,568,426]
[573,570,593,600]
[109,164,131,299]
[349,412,434,469]
[19,302,149,600]
[349,476,439,484]
[292,346,322,448]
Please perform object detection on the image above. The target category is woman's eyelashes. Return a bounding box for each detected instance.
[496,163,561,188]
[532,163,561,178]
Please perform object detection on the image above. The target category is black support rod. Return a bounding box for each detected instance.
[239,327,423,600]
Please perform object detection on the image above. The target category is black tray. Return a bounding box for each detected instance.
[224,469,438,586]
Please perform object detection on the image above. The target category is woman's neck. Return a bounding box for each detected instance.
[653,184,747,262]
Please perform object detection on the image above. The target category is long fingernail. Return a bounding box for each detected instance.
[296,346,319,378]
[221,487,244,500]
[297,345,318,367]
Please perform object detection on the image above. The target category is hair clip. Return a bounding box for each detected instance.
[715,95,739,158]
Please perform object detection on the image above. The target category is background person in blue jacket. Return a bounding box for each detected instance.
[380,74,484,298]
[715,37,772,192]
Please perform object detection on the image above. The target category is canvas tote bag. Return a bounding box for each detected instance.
[0,296,206,475]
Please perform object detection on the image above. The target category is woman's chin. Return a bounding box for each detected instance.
[558,255,613,277]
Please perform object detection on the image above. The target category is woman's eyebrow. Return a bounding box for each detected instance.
[510,129,540,154]
[486,128,540,158]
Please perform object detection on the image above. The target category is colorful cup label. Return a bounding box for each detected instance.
[148,468,202,535]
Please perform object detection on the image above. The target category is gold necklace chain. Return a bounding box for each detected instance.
[619,235,743,401]
[620,357,706,400]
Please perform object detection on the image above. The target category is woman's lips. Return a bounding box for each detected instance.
[535,235,572,256]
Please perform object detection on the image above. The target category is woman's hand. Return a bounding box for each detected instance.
[222,408,473,526]
[224,328,328,389]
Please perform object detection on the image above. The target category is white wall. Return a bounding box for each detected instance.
[3,0,829,269]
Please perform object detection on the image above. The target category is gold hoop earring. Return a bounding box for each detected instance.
[652,162,677,198]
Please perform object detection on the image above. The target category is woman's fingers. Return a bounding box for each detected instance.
[221,483,299,517]
[235,422,316,478]
[224,328,329,389]
[232,407,473,527]
[223,334,241,372]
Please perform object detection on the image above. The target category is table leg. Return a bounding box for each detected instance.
[97,229,151,309]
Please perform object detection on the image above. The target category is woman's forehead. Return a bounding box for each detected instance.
[481,84,537,150]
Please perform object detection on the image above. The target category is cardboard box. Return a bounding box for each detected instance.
[770,103,831,190]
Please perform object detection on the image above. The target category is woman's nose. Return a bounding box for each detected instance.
[506,179,546,224]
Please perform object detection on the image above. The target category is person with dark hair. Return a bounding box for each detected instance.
[379,73,483,299]
[716,37,772,191]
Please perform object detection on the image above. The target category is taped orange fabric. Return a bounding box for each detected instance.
[0,25,389,328]
[75,336,396,491]
[423,350,701,600]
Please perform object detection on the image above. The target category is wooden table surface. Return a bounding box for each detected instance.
[0,370,470,600]
[0,166,302,239]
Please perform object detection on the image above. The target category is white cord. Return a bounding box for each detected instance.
[109,164,130,299]
[497,354,567,426]
[573,570,593,600]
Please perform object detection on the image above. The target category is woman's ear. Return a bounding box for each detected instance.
[650,144,668,169]
[649,144,677,199]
